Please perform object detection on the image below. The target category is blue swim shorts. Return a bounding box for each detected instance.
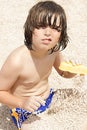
[10,89,54,130]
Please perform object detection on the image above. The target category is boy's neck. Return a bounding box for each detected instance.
[30,50,49,59]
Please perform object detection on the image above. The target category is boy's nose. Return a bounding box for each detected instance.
[44,27,51,36]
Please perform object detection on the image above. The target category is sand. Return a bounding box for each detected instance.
[0,0,87,130]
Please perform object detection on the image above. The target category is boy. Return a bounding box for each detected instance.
[0,1,76,130]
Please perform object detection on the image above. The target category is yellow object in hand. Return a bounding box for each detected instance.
[59,62,87,75]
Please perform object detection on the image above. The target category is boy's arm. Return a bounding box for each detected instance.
[0,53,24,108]
[53,52,76,78]
[0,91,23,108]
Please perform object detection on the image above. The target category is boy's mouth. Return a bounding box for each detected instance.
[42,38,52,41]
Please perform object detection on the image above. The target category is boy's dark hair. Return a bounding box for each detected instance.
[24,0,69,53]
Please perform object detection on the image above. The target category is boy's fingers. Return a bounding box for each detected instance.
[30,104,39,111]
[34,101,41,107]
[27,107,34,113]
[35,96,45,106]
[27,103,39,112]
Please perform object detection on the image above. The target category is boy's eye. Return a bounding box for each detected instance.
[41,26,46,29]
[53,27,62,32]
[57,28,62,32]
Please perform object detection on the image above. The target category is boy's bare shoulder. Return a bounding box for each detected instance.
[9,45,27,57]
[3,45,29,68]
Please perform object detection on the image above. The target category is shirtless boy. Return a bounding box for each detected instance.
[0,1,77,130]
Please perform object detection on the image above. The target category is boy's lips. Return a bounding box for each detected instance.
[42,38,51,41]
[41,38,52,44]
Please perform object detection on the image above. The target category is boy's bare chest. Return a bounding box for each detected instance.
[19,55,55,85]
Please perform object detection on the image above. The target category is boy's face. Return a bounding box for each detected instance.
[32,16,61,52]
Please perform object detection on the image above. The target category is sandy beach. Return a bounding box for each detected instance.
[0,0,87,130]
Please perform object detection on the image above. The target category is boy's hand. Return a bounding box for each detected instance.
[23,96,45,112]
